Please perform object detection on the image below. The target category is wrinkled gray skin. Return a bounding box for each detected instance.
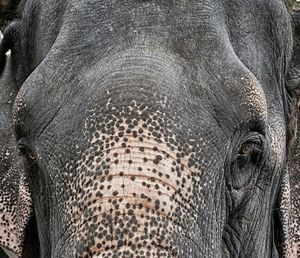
[0,0,300,257]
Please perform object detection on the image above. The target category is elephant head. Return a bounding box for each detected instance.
[0,0,300,257]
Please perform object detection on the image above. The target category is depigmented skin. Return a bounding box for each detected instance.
[0,0,300,257]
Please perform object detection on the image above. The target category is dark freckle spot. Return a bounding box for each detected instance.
[139,147,144,152]
[96,191,103,197]
[128,160,133,164]
[131,176,136,181]
[138,128,143,134]
[143,157,148,162]
[153,155,162,165]
[121,143,126,148]
[155,184,159,190]
[138,167,142,171]
[113,153,118,157]
[121,184,125,188]
[119,172,124,176]
[125,149,131,154]
[138,137,143,142]
[113,191,118,196]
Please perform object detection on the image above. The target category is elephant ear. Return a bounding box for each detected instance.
[0,34,36,257]
[279,10,300,257]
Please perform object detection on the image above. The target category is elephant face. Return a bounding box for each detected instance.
[0,0,300,257]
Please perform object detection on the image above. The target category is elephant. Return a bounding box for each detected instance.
[0,0,300,257]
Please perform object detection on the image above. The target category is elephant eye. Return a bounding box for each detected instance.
[237,135,264,168]
[227,133,266,191]
[17,137,36,160]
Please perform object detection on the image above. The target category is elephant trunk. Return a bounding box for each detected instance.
[60,114,218,257]
[71,126,193,256]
